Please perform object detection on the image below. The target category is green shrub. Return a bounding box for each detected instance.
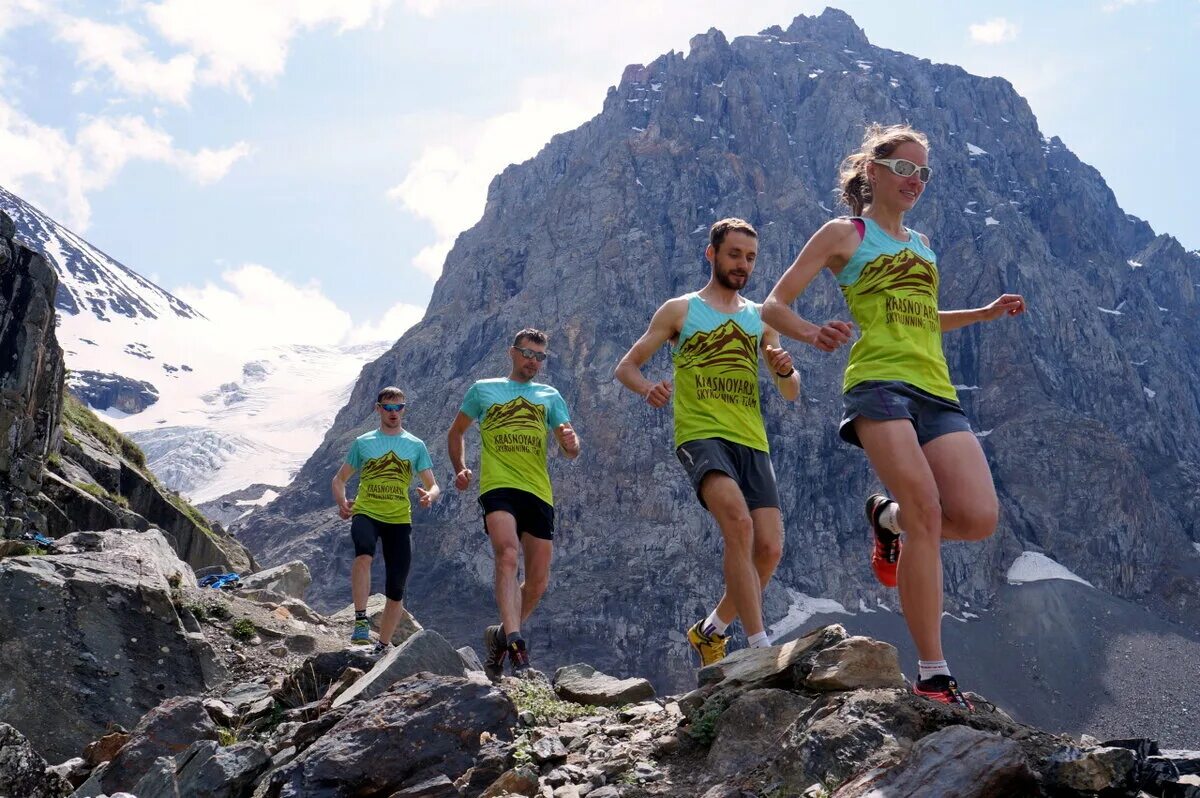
[183,602,208,621]
[76,481,131,509]
[231,618,257,642]
[686,697,730,746]
[503,679,597,725]
[207,602,232,621]
[62,395,147,469]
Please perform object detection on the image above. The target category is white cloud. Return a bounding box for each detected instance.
[1102,0,1155,11]
[387,77,599,278]
[55,16,197,104]
[174,265,422,348]
[968,17,1019,44]
[349,300,425,343]
[179,142,254,184]
[145,0,393,96]
[0,101,249,229]
[175,264,355,347]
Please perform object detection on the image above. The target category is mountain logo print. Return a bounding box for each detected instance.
[674,319,759,376]
[849,249,938,298]
[481,395,547,433]
[359,450,412,485]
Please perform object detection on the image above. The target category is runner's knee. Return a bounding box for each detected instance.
[494,543,520,574]
[899,492,943,540]
[524,570,549,597]
[950,500,998,541]
[753,536,783,569]
[720,514,755,550]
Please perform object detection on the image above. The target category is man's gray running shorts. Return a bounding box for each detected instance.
[675,437,780,511]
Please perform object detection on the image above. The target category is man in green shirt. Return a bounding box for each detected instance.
[616,218,800,666]
[332,386,440,654]
[448,328,581,678]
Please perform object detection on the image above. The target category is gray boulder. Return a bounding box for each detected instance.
[458,645,485,673]
[272,674,516,797]
[0,723,71,798]
[128,756,179,798]
[73,696,219,797]
[1046,744,1139,793]
[388,774,460,797]
[238,561,311,600]
[803,636,906,691]
[698,625,850,696]
[46,757,90,789]
[330,629,465,708]
[172,739,270,798]
[707,689,812,776]
[0,530,223,762]
[553,663,655,707]
[833,725,1037,797]
[275,649,377,709]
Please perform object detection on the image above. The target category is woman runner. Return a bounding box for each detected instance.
[762,123,1026,708]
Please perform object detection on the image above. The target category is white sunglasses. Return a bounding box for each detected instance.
[873,158,933,183]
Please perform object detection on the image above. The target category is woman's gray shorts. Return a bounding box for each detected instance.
[839,380,972,448]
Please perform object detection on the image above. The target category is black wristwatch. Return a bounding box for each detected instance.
[775,368,795,379]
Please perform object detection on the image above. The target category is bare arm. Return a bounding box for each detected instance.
[761,325,800,402]
[762,220,857,351]
[415,468,440,508]
[940,295,1027,331]
[447,411,475,490]
[614,298,687,407]
[331,462,355,519]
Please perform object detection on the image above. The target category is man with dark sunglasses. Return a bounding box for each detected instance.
[332,386,440,653]
[448,327,581,678]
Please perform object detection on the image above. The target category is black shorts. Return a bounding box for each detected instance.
[479,488,555,541]
[839,380,972,448]
[675,437,780,512]
[349,514,411,601]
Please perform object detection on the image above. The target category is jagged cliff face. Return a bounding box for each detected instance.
[240,9,1200,693]
[0,209,254,573]
[0,210,64,534]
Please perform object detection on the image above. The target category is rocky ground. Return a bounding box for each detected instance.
[2,529,1199,798]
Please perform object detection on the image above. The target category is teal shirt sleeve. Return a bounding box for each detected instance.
[345,438,362,470]
[416,442,433,472]
[547,392,570,428]
[460,384,483,420]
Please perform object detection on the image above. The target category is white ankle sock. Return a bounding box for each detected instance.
[702,610,730,637]
[918,659,951,681]
[880,502,902,535]
[747,631,771,648]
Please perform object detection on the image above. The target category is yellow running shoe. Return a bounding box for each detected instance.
[687,620,729,666]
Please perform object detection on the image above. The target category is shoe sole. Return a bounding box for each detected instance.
[912,687,974,711]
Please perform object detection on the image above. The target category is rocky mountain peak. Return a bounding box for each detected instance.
[782,6,871,49]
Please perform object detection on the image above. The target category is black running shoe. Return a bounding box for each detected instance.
[508,638,530,674]
[483,624,506,681]
[913,674,974,711]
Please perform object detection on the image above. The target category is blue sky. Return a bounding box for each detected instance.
[1,0,1195,342]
